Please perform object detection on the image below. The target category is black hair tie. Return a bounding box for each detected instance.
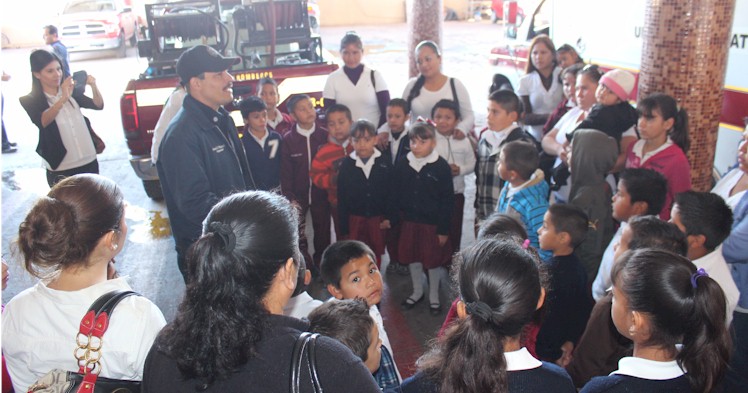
[208,221,236,253]
[466,301,494,323]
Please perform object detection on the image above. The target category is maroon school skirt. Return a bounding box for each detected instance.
[348,215,387,266]
[398,221,451,269]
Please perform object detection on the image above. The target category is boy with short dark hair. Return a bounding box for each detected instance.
[380,98,410,274]
[239,96,282,191]
[310,104,355,241]
[320,240,401,390]
[567,215,688,387]
[671,191,740,320]
[380,98,411,165]
[497,140,549,257]
[308,298,382,374]
[536,204,592,366]
[337,120,396,266]
[281,94,329,268]
[591,168,667,300]
[476,90,536,221]
[257,77,293,135]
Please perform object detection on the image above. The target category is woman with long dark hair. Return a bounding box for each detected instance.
[2,174,166,393]
[19,49,103,187]
[142,191,380,392]
[402,41,474,136]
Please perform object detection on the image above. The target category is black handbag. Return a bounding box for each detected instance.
[290,332,323,393]
[26,290,141,393]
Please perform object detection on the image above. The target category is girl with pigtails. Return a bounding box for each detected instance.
[581,249,730,393]
[625,93,692,219]
[400,239,576,393]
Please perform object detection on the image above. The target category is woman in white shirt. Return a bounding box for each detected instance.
[712,127,748,209]
[517,35,564,141]
[402,40,474,136]
[324,32,390,126]
[19,50,104,187]
[2,174,166,393]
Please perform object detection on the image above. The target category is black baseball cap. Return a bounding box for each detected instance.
[176,45,240,85]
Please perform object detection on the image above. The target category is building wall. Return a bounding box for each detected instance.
[315,0,473,26]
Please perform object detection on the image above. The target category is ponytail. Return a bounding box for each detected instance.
[612,249,730,393]
[670,107,690,153]
[405,75,425,116]
[155,191,300,385]
[679,270,731,393]
[637,93,690,153]
[416,240,542,393]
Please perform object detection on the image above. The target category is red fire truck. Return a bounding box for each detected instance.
[120,0,337,199]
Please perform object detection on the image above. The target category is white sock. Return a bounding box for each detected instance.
[428,267,446,306]
[408,263,424,300]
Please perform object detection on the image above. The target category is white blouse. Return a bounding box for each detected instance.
[517,67,564,141]
[45,90,97,171]
[2,278,166,393]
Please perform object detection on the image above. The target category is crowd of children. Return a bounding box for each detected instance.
[5,28,748,392]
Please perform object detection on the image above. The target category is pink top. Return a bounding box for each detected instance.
[625,140,692,220]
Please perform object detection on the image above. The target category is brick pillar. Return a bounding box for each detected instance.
[638,0,736,191]
[406,0,443,77]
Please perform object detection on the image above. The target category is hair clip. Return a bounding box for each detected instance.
[208,221,236,253]
[465,301,493,323]
[522,239,530,249]
[415,116,436,127]
[690,268,709,289]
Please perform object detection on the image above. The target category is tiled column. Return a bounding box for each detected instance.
[638,0,736,191]
[407,0,443,77]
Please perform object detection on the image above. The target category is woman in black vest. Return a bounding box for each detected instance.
[19,49,103,187]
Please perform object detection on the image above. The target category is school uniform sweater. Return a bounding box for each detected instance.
[309,140,353,206]
[566,292,632,388]
[580,357,691,393]
[242,128,282,191]
[280,124,328,210]
[395,152,454,235]
[267,108,294,136]
[381,127,411,166]
[337,151,396,236]
[401,348,576,393]
[475,125,538,220]
[536,253,593,362]
[625,140,691,220]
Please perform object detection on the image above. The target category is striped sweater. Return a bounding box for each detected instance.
[310,140,354,206]
[497,169,551,259]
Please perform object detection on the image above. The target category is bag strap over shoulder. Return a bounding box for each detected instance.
[290,332,323,393]
[450,78,459,108]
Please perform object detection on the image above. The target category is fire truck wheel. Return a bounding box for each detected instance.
[129,26,138,47]
[116,32,127,58]
[143,180,164,200]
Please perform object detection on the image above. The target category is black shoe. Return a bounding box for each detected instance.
[429,303,442,316]
[7,142,16,147]
[2,145,17,154]
[396,263,410,276]
[401,294,424,310]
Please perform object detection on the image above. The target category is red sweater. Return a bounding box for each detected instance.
[625,142,691,220]
[310,141,353,206]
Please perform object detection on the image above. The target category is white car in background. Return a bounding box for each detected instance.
[59,0,138,58]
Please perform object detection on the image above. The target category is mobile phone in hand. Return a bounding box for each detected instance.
[72,70,87,97]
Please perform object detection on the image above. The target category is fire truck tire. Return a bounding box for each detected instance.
[116,32,127,58]
[143,180,164,200]
[129,26,138,47]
